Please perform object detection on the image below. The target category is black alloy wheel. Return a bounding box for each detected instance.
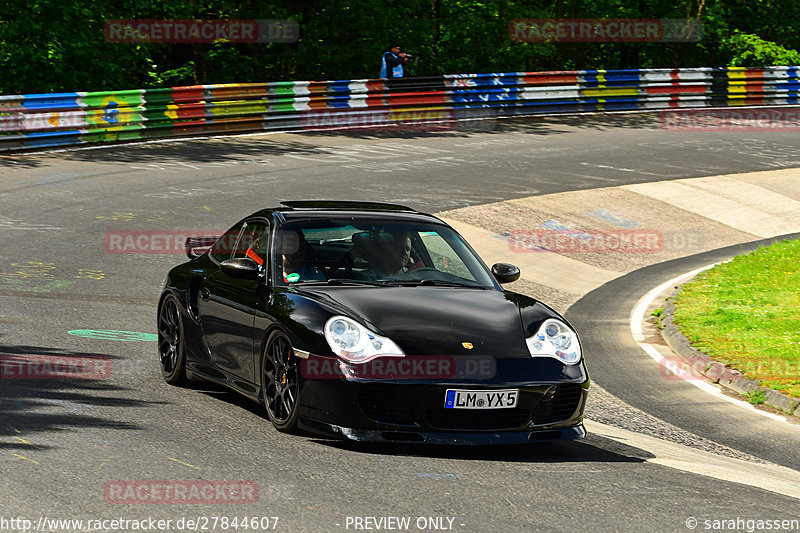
[157,294,187,385]
[262,330,300,432]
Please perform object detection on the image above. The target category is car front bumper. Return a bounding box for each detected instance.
[296,377,589,444]
[299,417,586,444]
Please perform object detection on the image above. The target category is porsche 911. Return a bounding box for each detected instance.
[157,201,589,444]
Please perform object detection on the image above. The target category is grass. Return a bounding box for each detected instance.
[673,238,800,399]
[746,389,767,405]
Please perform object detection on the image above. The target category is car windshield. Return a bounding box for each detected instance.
[274,219,497,289]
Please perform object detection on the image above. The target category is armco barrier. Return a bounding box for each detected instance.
[1,66,799,152]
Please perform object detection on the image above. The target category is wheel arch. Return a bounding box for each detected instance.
[257,325,292,394]
[156,289,190,386]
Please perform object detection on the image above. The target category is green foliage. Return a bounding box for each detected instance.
[2,0,800,94]
[722,32,800,67]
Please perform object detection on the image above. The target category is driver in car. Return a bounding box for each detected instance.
[375,232,422,277]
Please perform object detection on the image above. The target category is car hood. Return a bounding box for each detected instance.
[297,286,530,357]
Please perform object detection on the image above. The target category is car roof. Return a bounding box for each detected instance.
[280,200,417,212]
[246,201,446,224]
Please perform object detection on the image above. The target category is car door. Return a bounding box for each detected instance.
[197,219,269,384]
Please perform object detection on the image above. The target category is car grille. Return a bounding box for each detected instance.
[425,408,531,431]
[358,384,416,425]
[358,383,584,430]
[531,383,583,425]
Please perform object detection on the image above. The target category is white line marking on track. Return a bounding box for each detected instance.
[586,420,800,500]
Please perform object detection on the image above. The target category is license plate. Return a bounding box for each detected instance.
[444,389,519,409]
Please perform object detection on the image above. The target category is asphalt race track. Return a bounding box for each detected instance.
[2,114,800,532]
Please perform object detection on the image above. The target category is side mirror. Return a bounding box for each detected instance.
[220,258,260,280]
[491,263,520,284]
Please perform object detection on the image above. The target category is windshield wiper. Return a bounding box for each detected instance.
[299,279,393,287]
[395,279,487,288]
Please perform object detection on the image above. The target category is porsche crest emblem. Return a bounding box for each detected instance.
[461,342,473,350]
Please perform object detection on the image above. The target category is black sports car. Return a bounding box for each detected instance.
[157,201,589,444]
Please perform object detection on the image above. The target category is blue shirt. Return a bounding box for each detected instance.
[380,52,404,78]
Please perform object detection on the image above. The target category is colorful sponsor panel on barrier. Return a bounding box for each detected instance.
[2,67,800,152]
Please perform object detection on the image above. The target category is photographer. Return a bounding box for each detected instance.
[380,43,412,78]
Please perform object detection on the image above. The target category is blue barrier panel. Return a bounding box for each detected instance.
[22,130,84,149]
[20,93,83,111]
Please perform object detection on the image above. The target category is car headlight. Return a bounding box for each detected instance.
[324,316,404,364]
[525,318,582,364]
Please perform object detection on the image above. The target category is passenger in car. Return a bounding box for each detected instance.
[281,230,326,282]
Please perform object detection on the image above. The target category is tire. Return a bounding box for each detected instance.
[157,294,188,386]
[262,330,300,432]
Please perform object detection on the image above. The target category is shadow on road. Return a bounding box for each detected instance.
[0,112,662,168]
[0,344,163,439]
[311,433,653,463]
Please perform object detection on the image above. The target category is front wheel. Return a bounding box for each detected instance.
[157,294,188,386]
[262,330,300,432]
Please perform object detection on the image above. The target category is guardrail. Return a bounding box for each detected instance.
[1,66,799,152]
